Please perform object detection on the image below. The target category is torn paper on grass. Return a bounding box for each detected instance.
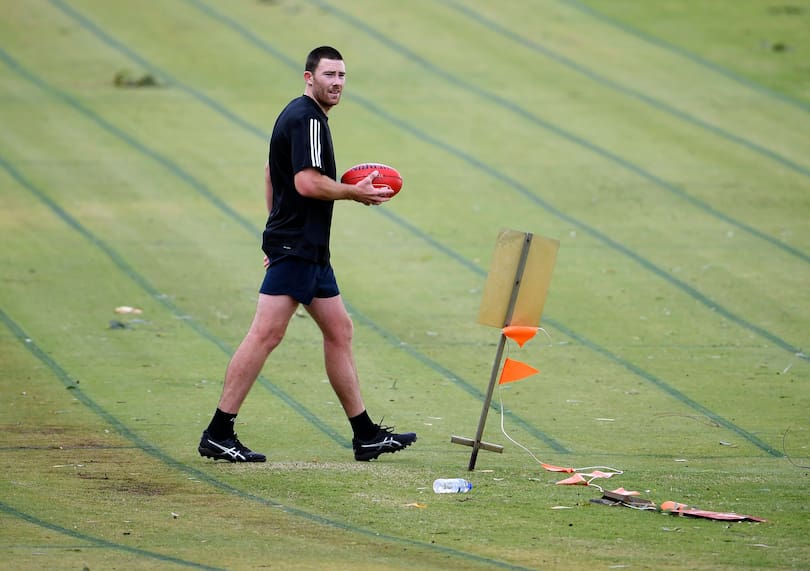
[660,501,766,522]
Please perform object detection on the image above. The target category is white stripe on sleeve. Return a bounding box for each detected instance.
[309,118,322,168]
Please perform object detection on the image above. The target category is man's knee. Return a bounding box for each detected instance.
[247,322,287,353]
[323,313,353,344]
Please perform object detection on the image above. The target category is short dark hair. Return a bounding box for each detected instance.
[305,46,343,72]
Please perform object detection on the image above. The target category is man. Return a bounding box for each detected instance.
[198,46,417,463]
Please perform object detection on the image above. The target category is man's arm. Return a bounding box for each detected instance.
[294,168,393,206]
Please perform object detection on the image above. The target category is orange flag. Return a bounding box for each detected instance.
[542,463,575,473]
[502,325,539,347]
[498,358,539,384]
[556,473,588,486]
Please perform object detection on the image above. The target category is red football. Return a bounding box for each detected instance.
[340,163,403,195]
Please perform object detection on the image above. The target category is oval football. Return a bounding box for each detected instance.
[340,163,403,194]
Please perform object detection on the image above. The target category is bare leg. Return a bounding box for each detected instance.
[306,295,365,418]
[217,293,298,413]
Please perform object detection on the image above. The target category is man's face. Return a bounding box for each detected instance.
[307,58,346,111]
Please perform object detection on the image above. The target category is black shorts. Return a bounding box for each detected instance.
[259,255,339,305]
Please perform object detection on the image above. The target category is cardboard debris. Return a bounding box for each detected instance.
[660,501,766,522]
[590,494,766,521]
[590,490,656,511]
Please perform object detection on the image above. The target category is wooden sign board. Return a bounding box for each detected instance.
[477,229,560,328]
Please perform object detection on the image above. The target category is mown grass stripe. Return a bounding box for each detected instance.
[364,116,808,363]
[439,0,810,179]
[309,0,810,267]
[0,309,540,571]
[48,0,281,141]
[556,0,810,114]
[547,320,783,457]
[34,4,791,454]
[0,500,227,571]
[44,0,268,142]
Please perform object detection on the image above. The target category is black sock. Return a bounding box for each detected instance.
[349,410,377,441]
[207,408,237,440]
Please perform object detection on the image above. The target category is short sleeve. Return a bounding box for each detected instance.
[290,115,327,175]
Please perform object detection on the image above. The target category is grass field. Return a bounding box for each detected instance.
[1,0,809,569]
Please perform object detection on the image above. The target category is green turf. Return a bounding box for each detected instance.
[1,0,809,569]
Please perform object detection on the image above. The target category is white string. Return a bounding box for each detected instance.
[535,327,553,346]
[498,331,623,483]
[577,466,623,475]
[586,480,605,493]
[498,385,546,465]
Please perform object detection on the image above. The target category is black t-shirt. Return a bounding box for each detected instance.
[262,95,336,263]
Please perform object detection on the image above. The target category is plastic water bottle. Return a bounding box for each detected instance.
[432,478,472,494]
